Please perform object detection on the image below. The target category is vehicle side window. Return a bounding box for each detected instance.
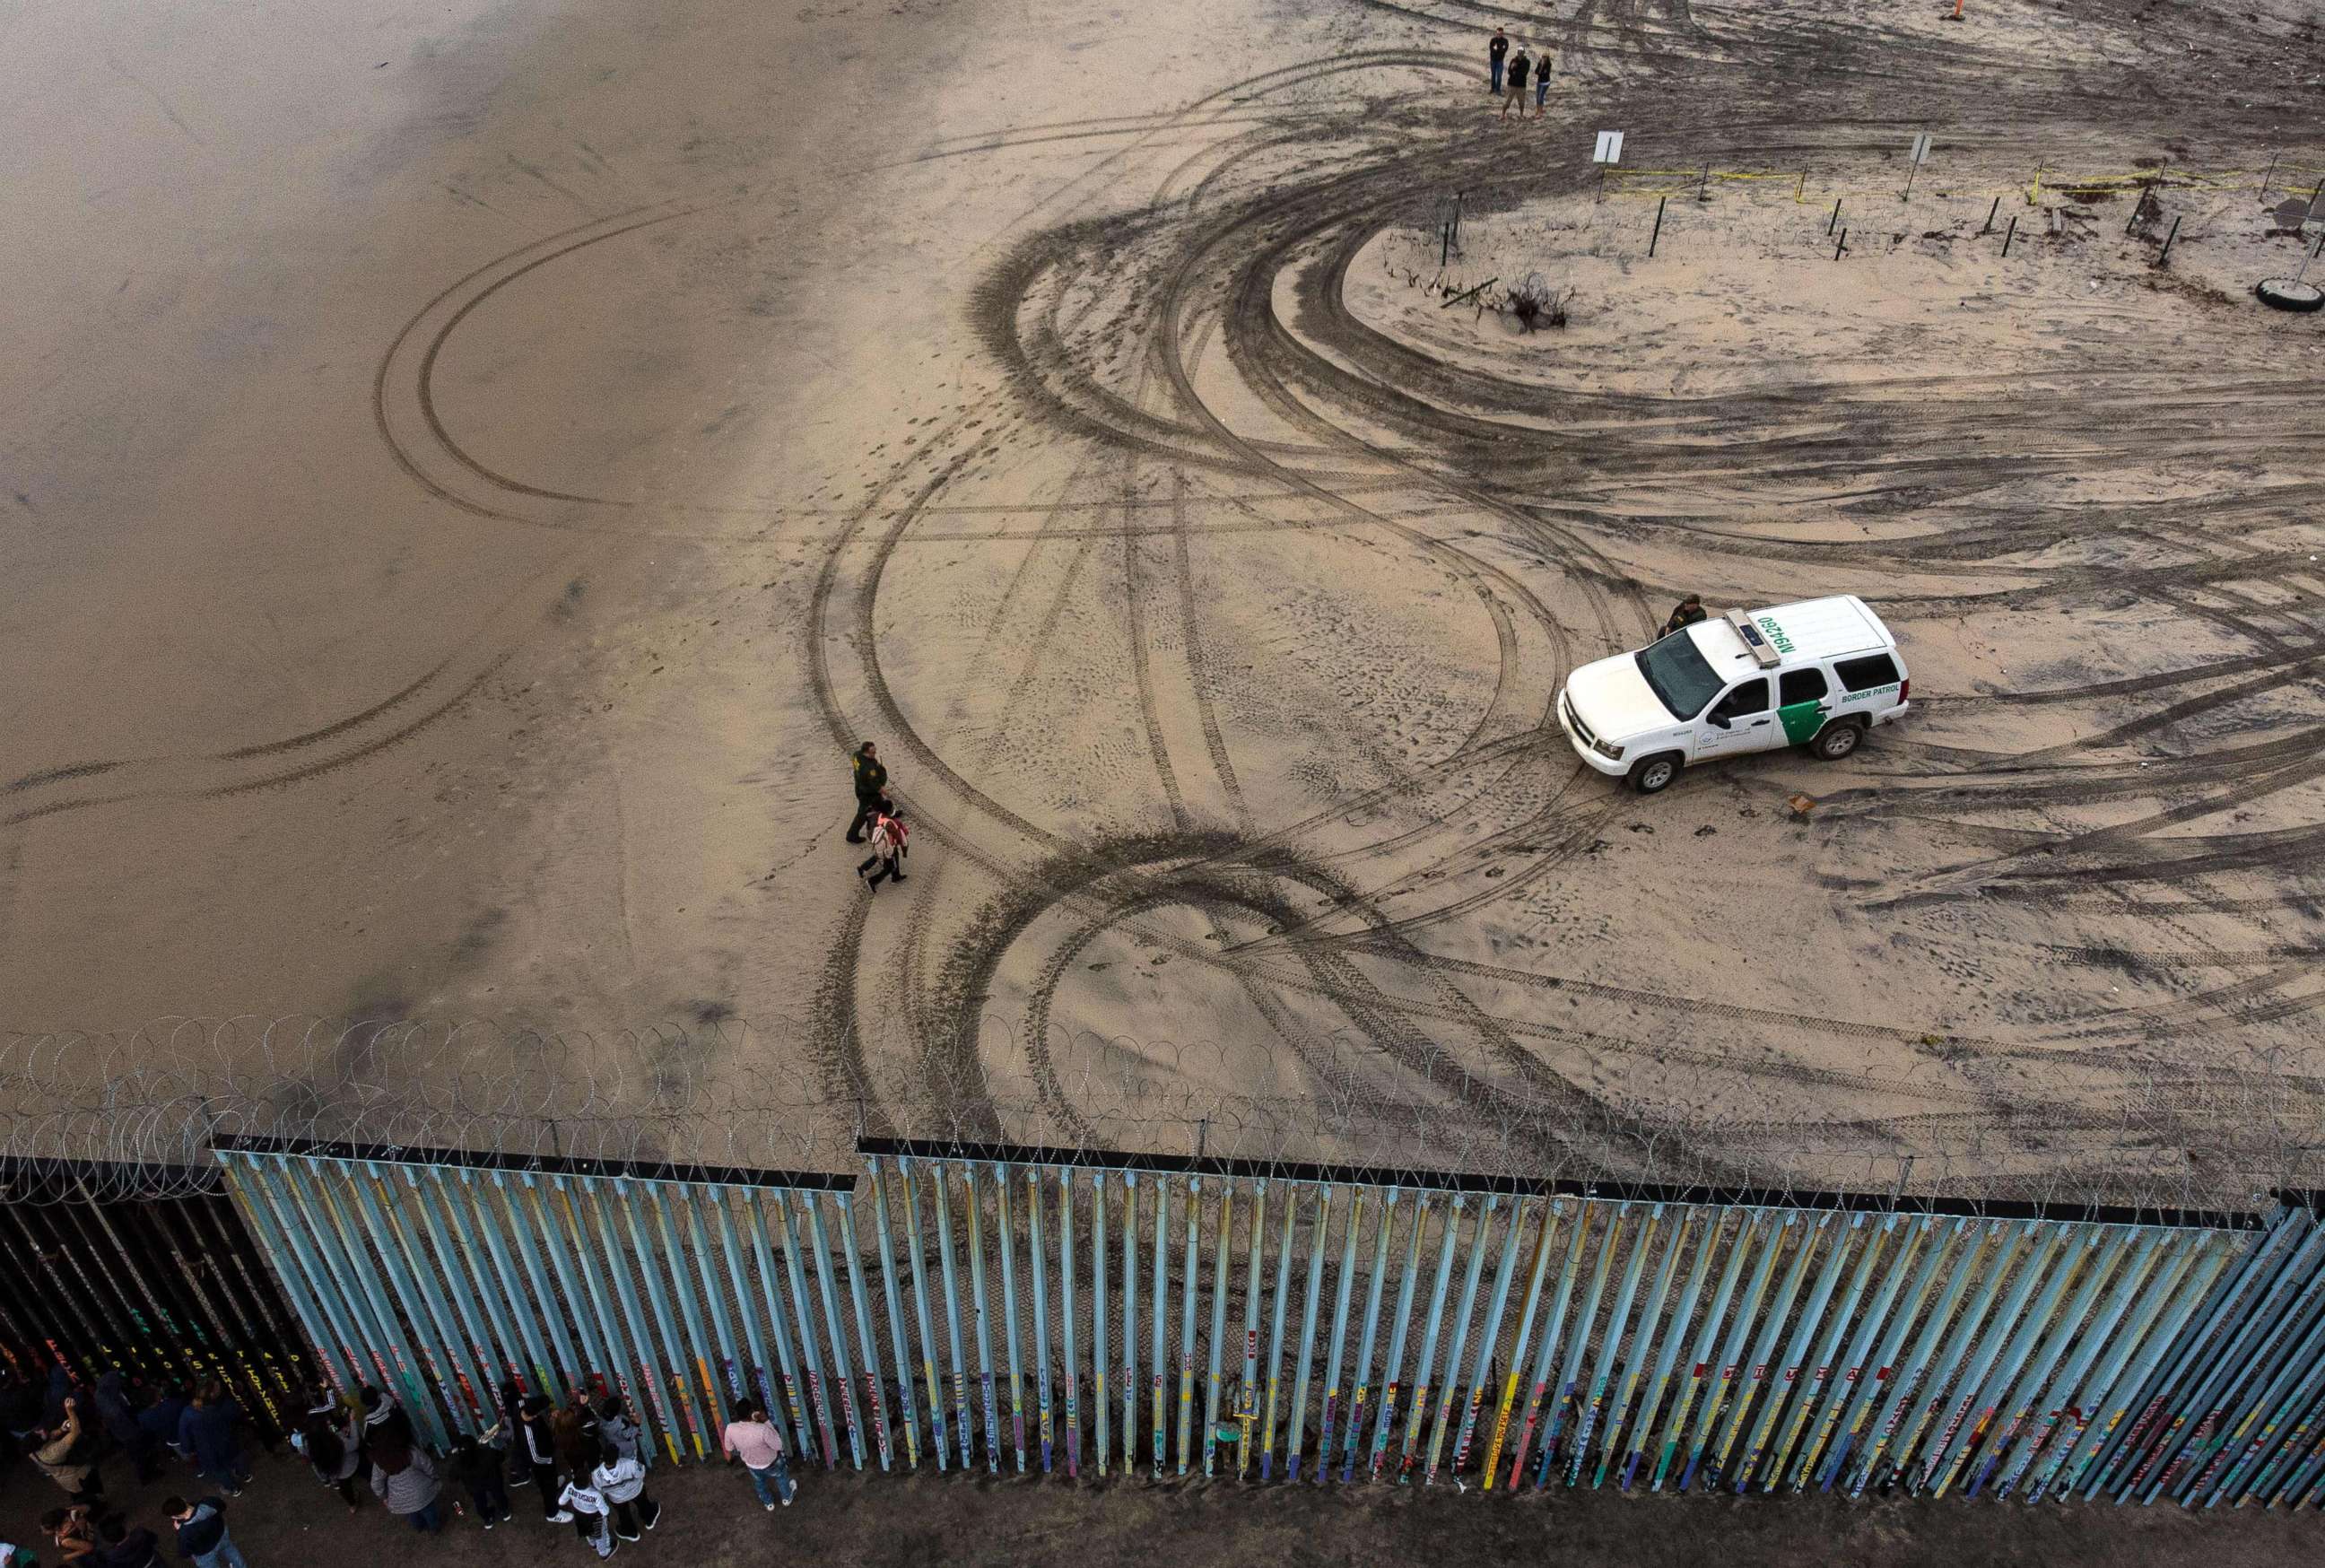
[1834,653,1901,692]
[1709,678,1769,721]
[1779,668,1830,705]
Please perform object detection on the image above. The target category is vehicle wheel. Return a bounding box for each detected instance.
[2256,278,2325,314]
[1811,720,1865,761]
[1629,754,1681,794]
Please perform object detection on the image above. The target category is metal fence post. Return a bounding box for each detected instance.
[1151,1173,1172,1476]
[1285,1185,1333,1480]
[994,1165,1028,1473]
[1122,1172,1141,1475]
[1238,1179,1265,1479]
[1027,1169,1056,1475]
[1370,1191,1431,1482]
[1315,1188,1364,1480]
[1258,1180,1298,1479]
[1177,1175,1202,1474]
[1403,1192,1466,1481]
[864,1161,921,1468]
[1345,1189,1403,1483]
[899,1161,948,1471]
[1093,1170,1110,1476]
[1053,1169,1075,1477]
[1426,1194,1497,1485]
[1202,1180,1234,1477]
[962,1167,1003,1473]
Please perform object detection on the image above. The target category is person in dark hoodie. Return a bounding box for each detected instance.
[137,1387,189,1465]
[94,1373,159,1484]
[177,1385,247,1497]
[89,1515,162,1568]
[164,1495,248,1568]
[449,1433,510,1529]
[357,1386,412,1456]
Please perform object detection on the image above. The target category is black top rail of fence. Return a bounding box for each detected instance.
[211,1131,858,1192]
[859,1136,2269,1231]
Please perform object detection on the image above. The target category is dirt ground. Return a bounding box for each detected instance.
[5,0,2325,1200]
[9,1442,2325,1568]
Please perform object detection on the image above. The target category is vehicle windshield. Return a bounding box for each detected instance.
[1634,633,1723,720]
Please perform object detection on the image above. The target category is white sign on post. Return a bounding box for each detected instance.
[1909,132,1933,165]
[1593,130,1625,164]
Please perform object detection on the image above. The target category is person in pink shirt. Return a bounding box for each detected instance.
[720,1400,795,1510]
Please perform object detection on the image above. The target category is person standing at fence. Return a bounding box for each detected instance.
[1501,48,1530,118]
[720,1399,795,1509]
[179,1384,248,1497]
[357,1386,411,1455]
[451,1433,511,1530]
[495,1381,527,1485]
[1487,27,1508,92]
[95,1372,159,1485]
[556,1472,614,1560]
[553,1393,599,1483]
[139,1386,190,1466]
[300,1411,362,1514]
[845,740,891,844]
[522,1396,574,1521]
[595,1396,647,1471]
[369,1433,446,1535]
[592,1442,660,1540]
[165,1495,248,1568]
[32,1397,103,1504]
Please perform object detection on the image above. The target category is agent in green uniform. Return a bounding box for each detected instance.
[847,741,890,844]
[1661,594,1707,639]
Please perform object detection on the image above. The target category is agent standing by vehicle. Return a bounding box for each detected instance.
[1662,593,1708,638]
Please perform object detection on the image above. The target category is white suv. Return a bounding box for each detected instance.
[1556,596,1911,794]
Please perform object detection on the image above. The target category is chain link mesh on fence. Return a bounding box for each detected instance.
[3,1016,2321,1214]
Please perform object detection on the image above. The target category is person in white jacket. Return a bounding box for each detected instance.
[591,1442,662,1540]
[557,1473,614,1559]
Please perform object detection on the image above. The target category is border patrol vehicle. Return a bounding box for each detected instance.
[1556,595,1911,794]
